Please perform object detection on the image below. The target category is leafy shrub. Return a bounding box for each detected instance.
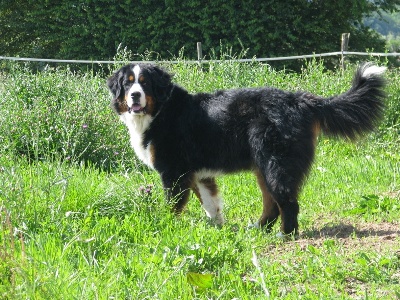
[2,1,395,71]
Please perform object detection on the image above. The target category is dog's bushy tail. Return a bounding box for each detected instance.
[313,63,386,140]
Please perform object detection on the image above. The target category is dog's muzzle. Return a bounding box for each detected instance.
[128,92,146,114]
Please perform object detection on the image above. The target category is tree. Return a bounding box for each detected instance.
[1,0,399,66]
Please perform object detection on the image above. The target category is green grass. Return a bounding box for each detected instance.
[0,60,399,299]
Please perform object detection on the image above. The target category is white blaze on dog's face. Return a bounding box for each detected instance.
[126,65,146,115]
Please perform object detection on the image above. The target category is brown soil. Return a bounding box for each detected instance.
[264,218,400,254]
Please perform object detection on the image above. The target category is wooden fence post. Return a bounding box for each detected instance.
[341,33,350,71]
[197,42,203,64]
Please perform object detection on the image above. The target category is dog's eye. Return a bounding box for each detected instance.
[139,76,146,86]
[128,75,134,82]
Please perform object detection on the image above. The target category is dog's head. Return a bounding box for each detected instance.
[107,64,173,116]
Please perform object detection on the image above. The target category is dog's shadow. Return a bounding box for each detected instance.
[301,222,400,240]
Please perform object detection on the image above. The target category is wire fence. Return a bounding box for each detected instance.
[1,51,399,65]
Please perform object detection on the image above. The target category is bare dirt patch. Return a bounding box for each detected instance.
[266,219,400,253]
[299,220,400,250]
[263,220,400,298]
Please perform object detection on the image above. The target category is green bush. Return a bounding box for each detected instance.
[1,1,397,68]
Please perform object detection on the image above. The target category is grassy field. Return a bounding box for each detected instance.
[0,60,399,299]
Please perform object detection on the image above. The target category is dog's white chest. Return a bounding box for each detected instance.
[121,113,155,169]
[130,132,154,168]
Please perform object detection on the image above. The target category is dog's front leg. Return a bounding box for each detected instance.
[161,173,192,215]
[191,177,224,226]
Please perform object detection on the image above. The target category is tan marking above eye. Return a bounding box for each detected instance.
[128,75,134,82]
[139,76,145,83]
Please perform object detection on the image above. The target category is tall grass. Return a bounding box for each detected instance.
[0,59,399,299]
[1,59,399,169]
[0,64,136,171]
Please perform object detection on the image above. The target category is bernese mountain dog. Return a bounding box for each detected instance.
[107,63,386,236]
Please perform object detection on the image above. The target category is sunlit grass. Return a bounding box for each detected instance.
[0,60,399,299]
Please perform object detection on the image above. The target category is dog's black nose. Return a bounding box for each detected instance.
[131,92,141,101]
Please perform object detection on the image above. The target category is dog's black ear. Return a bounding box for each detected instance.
[107,66,130,114]
[107,68,125,100]
[148,65,173,102]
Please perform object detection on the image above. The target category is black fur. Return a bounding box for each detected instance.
[312,64,386,139]
[107,63,386,235]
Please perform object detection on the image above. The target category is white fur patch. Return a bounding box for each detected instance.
[126,65,146,111]
[194,180,224,225]
[120,112,155,169]
[133,64,140,82]
[194,169,223,180]
[362,65,386,78]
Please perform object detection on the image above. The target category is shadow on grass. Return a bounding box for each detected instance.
[302,222,400,240]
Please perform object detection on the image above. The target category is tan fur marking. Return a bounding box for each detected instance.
[191,178,218,203]
[191,184,202,204]
[255,169,277,224]
[145,95,155,115]
[149,143,156,166]
[312,121,321,147]
[199,178,219,197]
[116,97,128,113]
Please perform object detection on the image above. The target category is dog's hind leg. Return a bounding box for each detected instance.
[260,159,303,236]
[250,122,316,236]
[254,169,280,232]
[191,178,224,225]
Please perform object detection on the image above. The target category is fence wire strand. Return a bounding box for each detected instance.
[0,51,399,65]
